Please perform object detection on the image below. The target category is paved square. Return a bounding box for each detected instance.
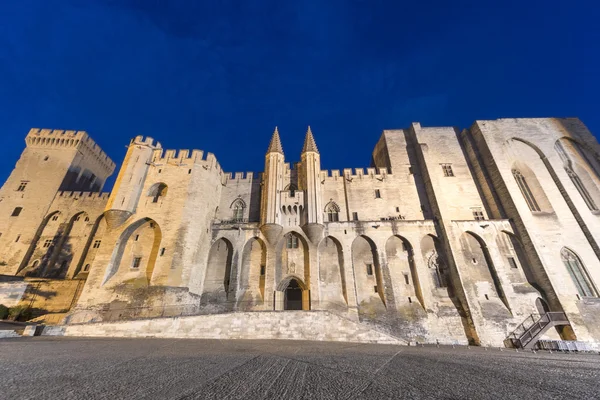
[1,337,598,399]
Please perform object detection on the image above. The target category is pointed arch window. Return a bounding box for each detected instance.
[325,201,340,222]
[512,169,540,211]
[285,184,298,197]
[566,168,598,211]
[231,199,246,221]
[561,248,598,298]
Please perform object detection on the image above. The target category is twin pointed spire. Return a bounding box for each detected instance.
[302,126,319,154]
[267,126,284,154]
[266,126,319,155]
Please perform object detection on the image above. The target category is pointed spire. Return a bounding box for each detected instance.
[302,126,319,154]
[267,126,284,155]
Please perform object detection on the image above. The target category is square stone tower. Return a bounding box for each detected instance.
[0,129,115,275]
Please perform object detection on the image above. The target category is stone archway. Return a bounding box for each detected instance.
[276,275,309,311]
[284,279,303,310]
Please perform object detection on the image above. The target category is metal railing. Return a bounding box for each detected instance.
[507,312,569,349]
[536,340,597,352]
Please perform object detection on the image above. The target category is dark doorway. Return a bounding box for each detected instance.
[284,279,303,310]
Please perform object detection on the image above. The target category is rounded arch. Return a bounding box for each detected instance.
[352,234,386,307]
[103,217,162,285]
[147,182,168,203]
[560,247,598,298]
[203,237,235,304]
[317,235,348,307]
[386,235,423,307]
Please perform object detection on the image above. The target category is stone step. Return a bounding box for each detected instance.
[45,311,406,345]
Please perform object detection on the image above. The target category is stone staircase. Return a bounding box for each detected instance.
[44,310,406,345]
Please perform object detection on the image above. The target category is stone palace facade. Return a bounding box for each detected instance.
[1,117,599,346]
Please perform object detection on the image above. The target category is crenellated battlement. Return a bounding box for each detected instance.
[319,169,342,180]
[341,167,390,180]
[56,191,111,201]
[131,135,161,148]
[26,128,115,171]
[150,148,222,170]
[222,171,258,184]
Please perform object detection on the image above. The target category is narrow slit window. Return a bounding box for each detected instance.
[366,264,373,276]
[11,207,22,217]
[93,240,101,249]
[375,189,381,198]
[17,181,28,192]
[507,257,518,269]
[352,212,358,221]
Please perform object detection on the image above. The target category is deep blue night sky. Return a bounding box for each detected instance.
[1,1,599,190]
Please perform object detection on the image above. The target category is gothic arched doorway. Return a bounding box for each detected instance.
[284,279,303,310]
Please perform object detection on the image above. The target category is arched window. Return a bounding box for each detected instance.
[231,199,246,221]
[512,169,540,211]
[285,184,298,197]
[147,183,168,203]
[325,201,340,222]
[561,247,598,297]
[566,168,598,211]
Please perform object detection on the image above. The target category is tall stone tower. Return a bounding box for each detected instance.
[0,129,114,275]
[104,136,161,229]
[260,127,285,244]
[299,127,324,244]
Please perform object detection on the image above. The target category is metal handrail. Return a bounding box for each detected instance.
[508,312,569,348]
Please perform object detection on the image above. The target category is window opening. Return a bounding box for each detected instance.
[132,257,142,269]
[93,240,101,249]
[11,207,22,217]
[472,208,485,221]
[512,169,541,211]
[507,257,518,269]
[17,182,28,191]
[366,264,373,276]
[442,164,454,177]
[561,248,598,297]
[375,189,381,198]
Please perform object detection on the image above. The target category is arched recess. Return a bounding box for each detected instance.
[352,235,386,307]
[561,247,598,298]
[511,137,600,261]
[386,235,423,308]
[420,234,451,294]
[460,231,510,311]
[147,182,168,203]
[103,218,162,286]
[203,238,234,303]
[16,210,63,276]
[511,161,553,213]
[277,232,310,289]
[555,140,600,211]
[42,211,89,278]
[317,236,347,308]
[73,214,107,277]
[239,237,267,308]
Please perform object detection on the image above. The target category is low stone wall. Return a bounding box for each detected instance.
[47,311,405,345]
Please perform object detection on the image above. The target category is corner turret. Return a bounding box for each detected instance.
[104,136,161,228]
